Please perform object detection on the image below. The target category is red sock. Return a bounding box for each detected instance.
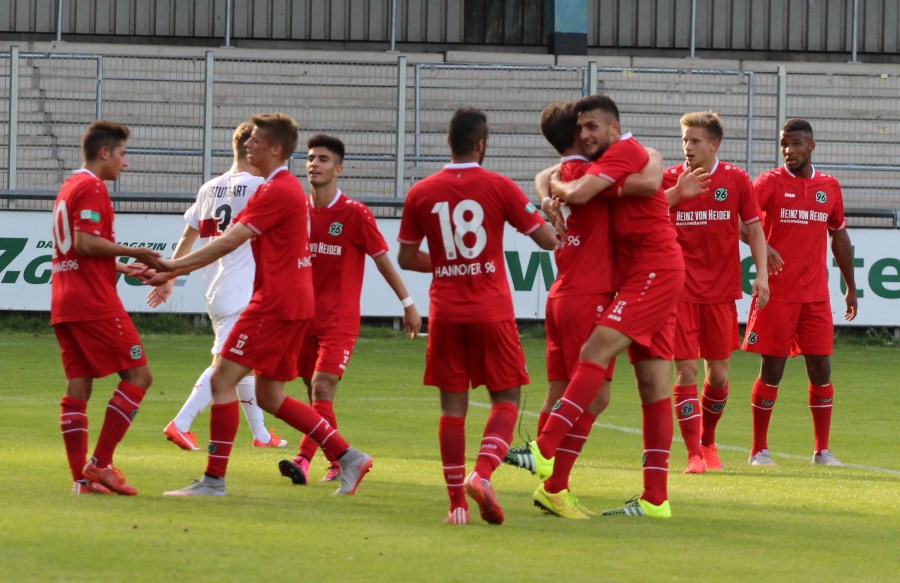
[439,415,467,510]
[60,396,88,481]
[298,400,338,462]
[473,401,517,480]
[700,381,728,446]
[205,400,240,478]
[751,379,778,454]
[537,411,550,434]
[641,397,672,506]
[92,381,145,468]
[673,385,701,458]
[544,411,596,493]
[276,396,349,460]
[808,383,834,453]
[536,361,606,459]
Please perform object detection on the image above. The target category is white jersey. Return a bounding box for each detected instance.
[183,171,264,319]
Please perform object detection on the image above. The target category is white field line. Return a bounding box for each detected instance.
[470,401,900,477]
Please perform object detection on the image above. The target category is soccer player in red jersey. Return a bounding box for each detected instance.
[509,94,683,518]
[662,111,770,474]
[278,134,421,486]
[151,113,373,497]
[52,120,164,495]
[148,122,288,452]
[511,102,663,518]
[742,118,858,467]
[397,108,557,525]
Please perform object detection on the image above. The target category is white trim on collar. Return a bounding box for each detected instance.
[560,155,589,163]
[782,164,816,179]
[443,162,480,170]
[265,165,289,181]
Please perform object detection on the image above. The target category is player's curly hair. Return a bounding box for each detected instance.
[540,102,578,155]
[81,120,130,161]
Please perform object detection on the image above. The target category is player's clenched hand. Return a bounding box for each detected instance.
[674,167,711,203]
[403,305,422,339]
[844,288,858,321]
[132,246,164,271]
[147,280,175,308]
[766,244,784,276]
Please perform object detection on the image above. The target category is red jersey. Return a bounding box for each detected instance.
[308,190,390,334]
[549,155,618,297]
[235,167,314,320]
[664,160,761,302]
[754,165,846,302]
[398,162,545,323]
[50,170,127,324]
[584,134,683,273]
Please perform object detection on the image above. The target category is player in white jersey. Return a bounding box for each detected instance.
[148,122,287,450]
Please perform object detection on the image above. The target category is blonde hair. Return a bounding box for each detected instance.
[679,111,724,143]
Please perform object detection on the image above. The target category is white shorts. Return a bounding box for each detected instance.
[210,310,243,355]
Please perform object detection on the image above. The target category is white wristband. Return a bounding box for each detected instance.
[401,297,415,308]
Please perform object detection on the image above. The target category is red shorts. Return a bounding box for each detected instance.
[673,300,739,361]
[545,293,616,382]
[222,316,311,382]
[742,298,833,357]
[297,332,357,379]
[53,316,148,379]
[425,320,529,392]
[600,268,683,362]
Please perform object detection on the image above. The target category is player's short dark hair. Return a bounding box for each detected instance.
[307,134,345,163]
[574,94,619,122]
[81,120,130,161]
[232,121,254,160]
[540,102,579,155]
[251,112,299,158]
[680,111,724,143]
[782,118,814,137]
[448,108,489,157]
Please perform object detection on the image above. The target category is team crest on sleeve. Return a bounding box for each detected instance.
[815,191,827,203]
[714,188,728,201]
[130,345,143,359]
[328,222,343,236]
[525,202,537,214]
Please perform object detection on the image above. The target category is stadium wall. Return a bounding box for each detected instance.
[1,0,897,61]
[1,211,898,326]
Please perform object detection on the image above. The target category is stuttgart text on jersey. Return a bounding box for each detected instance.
[204,184,253,198]
[674,209,732,226]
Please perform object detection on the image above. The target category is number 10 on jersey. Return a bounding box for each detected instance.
[431,200,487,260]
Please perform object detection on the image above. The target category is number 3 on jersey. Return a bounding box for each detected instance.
[431,200,487,260]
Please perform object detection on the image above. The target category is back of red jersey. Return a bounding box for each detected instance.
[398,163,544,322]
[754,166,845,302]
[235,168,314,320]
[665,160,760,302]
[551,156,618,296]
[50,171,126,324]
[585,135,683,273]
[308,191,390,334]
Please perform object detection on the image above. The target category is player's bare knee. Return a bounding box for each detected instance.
[804,355,831,385]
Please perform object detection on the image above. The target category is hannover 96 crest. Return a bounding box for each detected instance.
[328,222,343,236]
[714,188,728,201]
[815,191,827,203]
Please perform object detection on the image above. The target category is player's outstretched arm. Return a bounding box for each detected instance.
[622,148,664,197]
[665,167,711,206]
[147,224,200,307]
[830,228,858,321]
[74,230,164,270]
[372,253,422,338]
[162,222,253,276]
[550,173,613,204]
[529,222,558,251]
[397,242,432,273]
[744,220,770,308]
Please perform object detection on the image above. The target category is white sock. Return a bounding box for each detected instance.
[237,376,270,442]
[172,367,214,432]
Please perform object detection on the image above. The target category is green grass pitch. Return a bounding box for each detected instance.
[0,327,897,582]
